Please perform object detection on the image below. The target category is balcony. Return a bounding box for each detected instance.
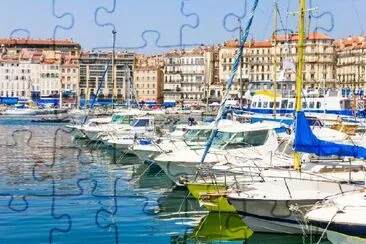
[181,81,203,85]
[180,71,204,75]
[164,70,181,74]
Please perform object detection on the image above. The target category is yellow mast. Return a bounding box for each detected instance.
[293,0,306,170]
[272,0,278,118]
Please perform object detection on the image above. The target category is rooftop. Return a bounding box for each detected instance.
[224,32,332,48]
[0,38,81,48]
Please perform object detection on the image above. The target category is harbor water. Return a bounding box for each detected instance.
[0,117,329,244]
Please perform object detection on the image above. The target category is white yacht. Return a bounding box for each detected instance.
[79,109,146,141]
[227,179,363,234]
[4,103,38,115]
[67,117,112,139]
[154,122,280,185]
[306,191,366,244]
[131,120,236,162]
[104,116,155,151]
[204,127,364,186]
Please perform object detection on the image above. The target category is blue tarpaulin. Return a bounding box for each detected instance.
[36,98,59,105]
[294,111,366,159]
[0,97,18,105]
[163,102,176,107]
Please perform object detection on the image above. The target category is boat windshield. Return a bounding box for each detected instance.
[111,114,132,124]
[212,130,269,149]
[131,119,150,127]
[275,140,294,157]
[183,129,211,142]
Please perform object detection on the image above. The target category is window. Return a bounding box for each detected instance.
[281,100,288,109]
[269,102,274,108]
[213,130,269,149]
[309,101,315,109]
[252,102,257,108]
[258,102,262,108]
[316,101,321,109]
[288,102,294,109]
[302,102,307,108]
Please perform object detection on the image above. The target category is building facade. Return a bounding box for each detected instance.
[335,36,366,90]
[164,49,205,104]
[134,67,163,103]
[79,51,135,103]
[204,46,221,102]
[218,33,337,99]
[134,54,164,103]
[0,39,80,105]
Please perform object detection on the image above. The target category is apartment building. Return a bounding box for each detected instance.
[134,66,163,103]
[204,46,221,102]
[0,38,81,56]
[0,39,80,103]
[218,32,337,97]
[335,36,366,90]
[164,48,205,104]
[133,54,164,103]
[79,51,135,102]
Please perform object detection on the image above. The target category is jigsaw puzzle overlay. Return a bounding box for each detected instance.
[0,119,200,243]
[0,0,358,243]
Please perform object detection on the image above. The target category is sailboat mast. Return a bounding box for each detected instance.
[294,0,306,170]
[273,0,278,118]
[112,29,116,109]
[238,18,243,109]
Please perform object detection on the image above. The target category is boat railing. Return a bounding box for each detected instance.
[195,157,366,193]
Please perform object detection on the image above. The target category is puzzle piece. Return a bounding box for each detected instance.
[223,0,248,32]
[92,0,200,51]
[52,0,75,39]
[0,123,170,243]
[0,0,352,243]
[0,0,74,41]
[308,0,334,33]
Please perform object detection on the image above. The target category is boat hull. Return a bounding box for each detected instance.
[155,160,201,185]
[229,198,319,234]
[133,148,161,162]
[4,109,37,115]
[186,183,236,212]
[327,230,366,244]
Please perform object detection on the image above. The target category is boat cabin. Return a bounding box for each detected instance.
[212,123,278,150]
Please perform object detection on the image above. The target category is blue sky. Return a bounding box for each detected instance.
[1,0,365,53]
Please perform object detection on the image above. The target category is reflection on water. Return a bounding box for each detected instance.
[190,212,253,242]
[0,117,329,244]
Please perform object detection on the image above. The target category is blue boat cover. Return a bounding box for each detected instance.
[294,111,366,159]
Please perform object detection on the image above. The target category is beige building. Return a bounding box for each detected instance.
[0,39,81,106]
[335,36,366,90]
[163,51,182,103]
[204,46,221,102]
[135,54,164,67]
[133,54,164,103]
[218,32,337,98]
[164,48,205,104]
[79,51,135,102]
[134,66,163,103]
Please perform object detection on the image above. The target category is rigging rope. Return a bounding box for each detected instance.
[82,63,110,124]
[200,0,260,164]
